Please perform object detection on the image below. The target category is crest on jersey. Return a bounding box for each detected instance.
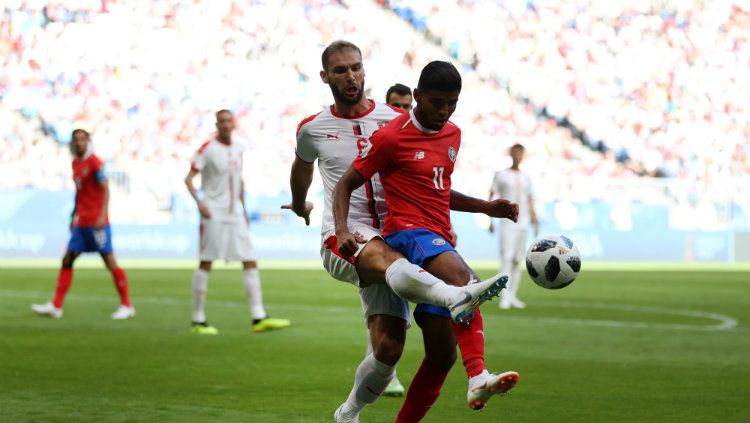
[81,168,89,177]
[377,121,389,129]
[448,146,456,163]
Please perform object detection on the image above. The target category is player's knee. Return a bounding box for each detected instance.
[372,336,404,366]
[62,255,75,268]
[199,261,212,271]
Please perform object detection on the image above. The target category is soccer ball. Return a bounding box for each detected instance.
[525,234,581,289]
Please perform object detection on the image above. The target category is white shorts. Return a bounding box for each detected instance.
[500,222,528,264]
[320,222,410,326]
[199,218,255,262]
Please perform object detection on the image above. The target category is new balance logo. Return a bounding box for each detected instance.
[414,151,425,160]
[325,133,339,140]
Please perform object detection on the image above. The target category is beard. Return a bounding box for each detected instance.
[330,81,364,106]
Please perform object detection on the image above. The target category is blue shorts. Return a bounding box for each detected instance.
[384,228,455,325]
[67,225,113,254]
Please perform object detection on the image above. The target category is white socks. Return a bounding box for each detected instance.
[191,269,209,323]
[501,259,522,301]
[243,268,267,320]
[339,353,396,419]
[385,258,459,307]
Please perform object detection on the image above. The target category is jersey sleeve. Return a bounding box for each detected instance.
[295,119,317,163]
[352,128,394,179]
[91,157,107,182]
[192,145,207,171]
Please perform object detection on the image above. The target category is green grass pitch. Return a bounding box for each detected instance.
[1,265,748,423]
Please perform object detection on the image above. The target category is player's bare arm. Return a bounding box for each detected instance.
[95,179,109,230]
[332,165,367,258]
[282,155,315,226]
[488,189,496,233]
[185,168,211,218]
[449,189,519,222]
[240,179,249,224]
[528,193,539,236]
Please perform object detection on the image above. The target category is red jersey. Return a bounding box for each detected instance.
[72,152,108,227]
[353,110,460,244]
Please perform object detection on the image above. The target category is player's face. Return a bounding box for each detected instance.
[71,132,89,157]
[413,88,460,131]
[511,147,525,164]
[216,112,235,138]
[321,49,365,106]
[387,93,413,111]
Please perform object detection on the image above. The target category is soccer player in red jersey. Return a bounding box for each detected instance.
[31,129,134,320]
[334,61,520,420]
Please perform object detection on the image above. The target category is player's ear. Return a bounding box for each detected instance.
[320,70,329,84]
[413,88,421,103]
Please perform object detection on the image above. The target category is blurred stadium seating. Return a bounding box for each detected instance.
[1,0,748,260]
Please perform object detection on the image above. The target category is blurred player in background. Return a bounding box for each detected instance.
[185,110,291,335]
[335,61,521,421]
[489,144,539,309]
[287,41,510,423]
[386,83,413,111]
[31,129,134,320]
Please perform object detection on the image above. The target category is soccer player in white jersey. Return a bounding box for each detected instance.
[489,144,539,309]
[284,41,518,423]
[185,109,291,335]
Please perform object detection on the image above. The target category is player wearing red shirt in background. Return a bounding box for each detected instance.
[334,61,520,421]
[32,129,134,320]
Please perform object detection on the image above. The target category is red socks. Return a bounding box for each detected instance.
[111,267,131,307]
[395,360,449,423]
[52,268,73,308]
[451,309,486,378]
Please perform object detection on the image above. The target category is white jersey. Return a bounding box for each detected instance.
[296,101,403,236]
[191,138,245,222]
[491,169,534,226]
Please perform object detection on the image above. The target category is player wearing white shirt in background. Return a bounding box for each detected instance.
[185,109,291,334]
[489,144,539,309]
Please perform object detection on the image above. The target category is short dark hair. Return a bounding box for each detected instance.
[71,128,90,140]
[321,40,362,71]
[511,143,525,151]
[216,109,233,119]
[417,61,462,92]
[386,83,412,102]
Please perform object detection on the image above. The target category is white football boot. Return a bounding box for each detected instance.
[467,370,520,411]
[111,305,136,320]
[333,404,359,423]
[449,274,508,324]
[31,302,63,319]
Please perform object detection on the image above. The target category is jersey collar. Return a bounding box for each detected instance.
[408,109,438,134]
[329,99,376,120]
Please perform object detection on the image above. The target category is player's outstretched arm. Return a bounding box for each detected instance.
[449,189,519,222]
[333,166,367,258]
[281,156,315,226]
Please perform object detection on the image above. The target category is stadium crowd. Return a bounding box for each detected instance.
[1,0,748,221]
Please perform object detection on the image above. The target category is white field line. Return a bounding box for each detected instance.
[2,289,745,333]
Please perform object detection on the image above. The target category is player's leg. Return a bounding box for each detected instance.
[336,311,406,423]
[101,250,135,320]
[422,251,519,410]
[507,228,528,308]
[32,249,79,318]
[499,223,515,309]
[241,260,291,332]
[364,331,405,397]
[357,237,501,321]
[190,260,216,334]
[395,313,455,423]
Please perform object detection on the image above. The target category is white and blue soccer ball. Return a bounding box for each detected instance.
[525,234,581,289]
